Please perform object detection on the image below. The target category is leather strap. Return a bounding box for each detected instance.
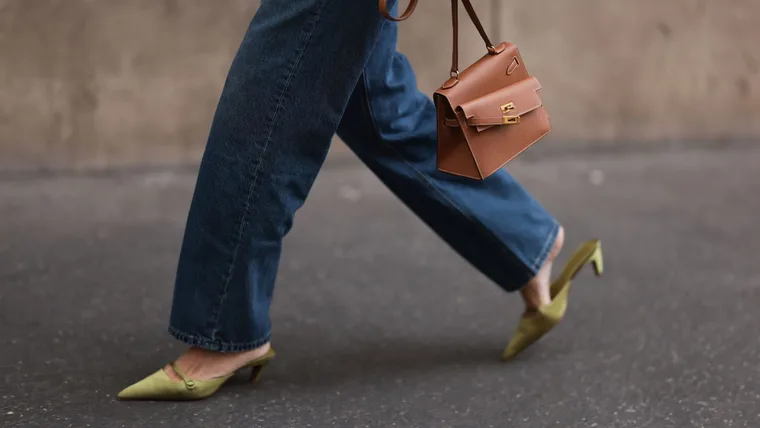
[461,0,494,50]
[379,0,496,78]
[453,0,496,75]
[450,0,459,77]
[379,0,418,21]
[445,117,518,127]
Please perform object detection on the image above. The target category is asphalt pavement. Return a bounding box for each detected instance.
[1,146,759,428]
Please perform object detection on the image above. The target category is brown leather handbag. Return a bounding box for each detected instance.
[379,0,551,180]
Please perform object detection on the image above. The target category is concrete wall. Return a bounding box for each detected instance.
[496,0,759,145]
[0,0,260,171]
[1,0,758,172]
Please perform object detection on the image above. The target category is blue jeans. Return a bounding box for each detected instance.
[169,0,559,352]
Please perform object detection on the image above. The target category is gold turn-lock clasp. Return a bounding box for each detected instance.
[500,102,520,124]
[500,102,515,114]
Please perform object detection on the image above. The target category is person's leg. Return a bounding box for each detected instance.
[165,0,399,378]
[335,9,563,304]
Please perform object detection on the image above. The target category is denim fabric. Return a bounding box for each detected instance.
[169,0,559,352]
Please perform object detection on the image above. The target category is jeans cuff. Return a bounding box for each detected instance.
[530,221,561,273]
[504,221,560,293]
[168,326,271,353]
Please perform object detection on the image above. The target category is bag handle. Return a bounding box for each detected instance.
[379,0,418,21]
[379,0,498,79]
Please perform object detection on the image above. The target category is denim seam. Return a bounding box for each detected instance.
[169,326,271,353]
[358,77,537,283]
[208,0,329,338]
[530,221,559,272]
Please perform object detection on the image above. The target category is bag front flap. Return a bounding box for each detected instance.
[453,77,543,132]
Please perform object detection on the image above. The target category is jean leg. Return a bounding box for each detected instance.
[336,16,559,292]
[169,0,397,352]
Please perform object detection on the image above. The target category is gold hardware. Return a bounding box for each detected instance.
[500,102,515,114]
[501,102,519,124]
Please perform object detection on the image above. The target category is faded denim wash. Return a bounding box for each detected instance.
[169,0,559,352]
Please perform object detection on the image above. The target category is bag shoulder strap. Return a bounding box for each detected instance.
[379,0,498,78]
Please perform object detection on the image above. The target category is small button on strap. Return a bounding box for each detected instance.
[170,362,196,390]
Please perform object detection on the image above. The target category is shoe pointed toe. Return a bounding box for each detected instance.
[117,370,171,400]
[117,369,203,401]
[502,330,530,360]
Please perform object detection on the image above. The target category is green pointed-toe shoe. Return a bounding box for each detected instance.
[502,240,603,360]
[117,348,276,401]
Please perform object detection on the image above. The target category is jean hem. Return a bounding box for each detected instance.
[504,221,561,293]
[168,326,272,353]
[530,221,561,273]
